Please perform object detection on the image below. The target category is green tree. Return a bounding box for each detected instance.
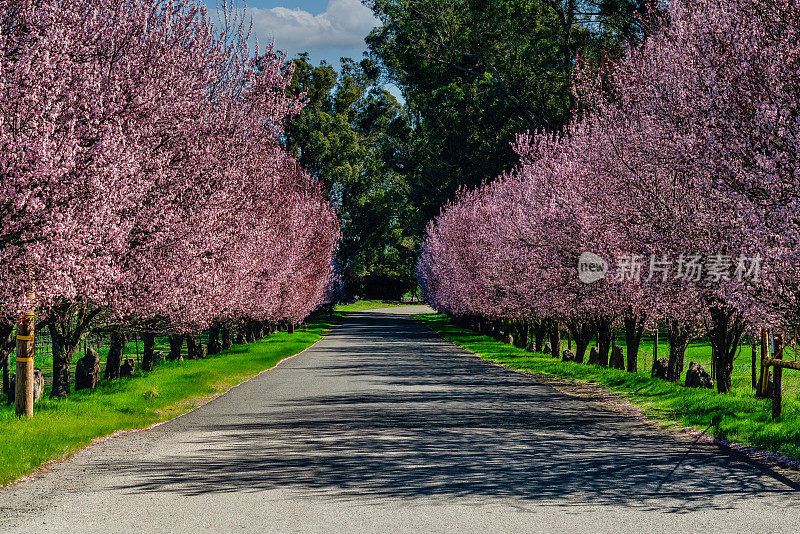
[365,0,648,233]
[285,54,417,300]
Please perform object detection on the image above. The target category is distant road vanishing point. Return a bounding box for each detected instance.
[1,306,798,533]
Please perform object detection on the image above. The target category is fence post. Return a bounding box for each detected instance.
[15,290,35,417]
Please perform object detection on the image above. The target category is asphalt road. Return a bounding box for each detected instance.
[2,306,798,533]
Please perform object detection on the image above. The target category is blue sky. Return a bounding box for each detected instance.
[206,0,380,68]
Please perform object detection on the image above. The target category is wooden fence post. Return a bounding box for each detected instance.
[15,290,35,417]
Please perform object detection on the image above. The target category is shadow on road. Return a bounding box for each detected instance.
[113,310,798,511]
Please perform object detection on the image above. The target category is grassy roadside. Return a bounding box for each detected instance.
[415,312,800,461]
[0,301,406,487]
[5,300,417,391]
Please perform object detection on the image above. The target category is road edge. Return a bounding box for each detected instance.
[413,315,800,489]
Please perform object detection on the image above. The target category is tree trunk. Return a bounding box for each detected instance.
[514,321,528,349]
[49,325,76,399]
[772,333,784,419]
[548,320,561,359]
[244,322,256,343]
[595,316,613,366]
[0,320,14,401]
[185,335,198,360]
[709,305,746,394]
[104,330,127,380]
[772,365,783,419]
[48,303,100,399]
[623,313,646,373]
[221,325,232,351]
[168,334,184,361]
[188,334,205,359]
[533,321,546,352]
[666,320,692,382]
[757,329,770,398]
[522,321,530,349]
[208,323,222,355]
[751,338,758,389]
[141,332,156,372]
[566,319,593,364]
[651,330,659,374]
[234,328,246,344]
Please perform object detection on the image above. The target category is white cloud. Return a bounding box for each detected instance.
[249,0,379,53]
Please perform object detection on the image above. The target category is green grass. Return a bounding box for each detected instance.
[415,313,800,461]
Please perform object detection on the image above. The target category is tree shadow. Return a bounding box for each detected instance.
[111,310,799,512]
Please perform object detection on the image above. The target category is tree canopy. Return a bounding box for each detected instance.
[365,0,649,232]
[285,54,417,300]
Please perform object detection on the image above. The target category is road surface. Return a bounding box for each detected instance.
[1,306,798,533]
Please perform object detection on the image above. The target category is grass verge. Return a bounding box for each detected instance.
[0,302,404,487]
[415,312,800,461]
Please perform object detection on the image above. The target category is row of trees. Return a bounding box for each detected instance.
[418,0,800,393]
[0,0,339,401]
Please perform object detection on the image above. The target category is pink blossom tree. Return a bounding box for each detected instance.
[0,0,235,395]
[0,0,339,396]
[420,125,656,368]
[574,0,800,391]
[420,0,800,395]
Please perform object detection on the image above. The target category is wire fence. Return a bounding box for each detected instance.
[5,325,212,389]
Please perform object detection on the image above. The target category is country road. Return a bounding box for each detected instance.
[1,306,798,533]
